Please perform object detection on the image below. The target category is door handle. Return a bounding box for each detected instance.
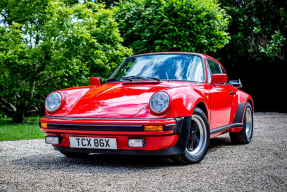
[229,91,234,95]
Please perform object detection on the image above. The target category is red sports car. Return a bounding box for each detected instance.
[40,52,254,164]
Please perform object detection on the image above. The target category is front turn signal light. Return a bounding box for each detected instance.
[41,122,48,128]
[144,125,163,131]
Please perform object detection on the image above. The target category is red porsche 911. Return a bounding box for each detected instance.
[40,52,254,164]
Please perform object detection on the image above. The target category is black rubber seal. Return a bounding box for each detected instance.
[47,123,144,132]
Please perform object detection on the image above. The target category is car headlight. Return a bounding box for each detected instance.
[150,92,170,114]
[45,92,64,113]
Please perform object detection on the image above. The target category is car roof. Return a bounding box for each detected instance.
[132,51,203,57]
[131,52,219,62]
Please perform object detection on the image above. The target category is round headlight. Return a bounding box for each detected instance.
[150,92,170,114]
[45,92,63,113]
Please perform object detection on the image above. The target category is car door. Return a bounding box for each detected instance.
[206,59,234,129]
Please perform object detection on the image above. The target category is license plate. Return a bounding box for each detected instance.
[70,137,117,150]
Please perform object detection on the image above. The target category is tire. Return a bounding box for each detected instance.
[59,151,89,158]
[173,107,210,164]
[230,102,253,144]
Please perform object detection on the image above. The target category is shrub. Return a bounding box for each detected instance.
[115,0,230,54]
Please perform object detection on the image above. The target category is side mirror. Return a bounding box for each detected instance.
[89,77,102,87]
[230,79,242,88]
[211,74,227,85]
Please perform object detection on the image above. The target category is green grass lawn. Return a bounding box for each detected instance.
[0,116,45,141]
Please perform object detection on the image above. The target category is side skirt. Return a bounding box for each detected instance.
[210,123,243,135]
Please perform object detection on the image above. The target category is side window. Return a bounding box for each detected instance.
[220,66,226,74]
[220,65,230,83]
[207,60,222,74]
[206,59,223,83]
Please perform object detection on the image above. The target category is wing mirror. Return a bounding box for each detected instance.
[89,77,102,87]
[230,79,242,88]
[211,74,227,85]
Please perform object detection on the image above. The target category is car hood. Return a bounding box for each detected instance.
[60,81,191,118]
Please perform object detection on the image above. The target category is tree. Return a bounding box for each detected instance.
[114,0,230,54]
[98,0,119,8]
[0,1,132,122]
[216,0,287,63]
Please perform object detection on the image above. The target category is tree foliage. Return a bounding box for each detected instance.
[217,0,287,63]
[0,1,132,122]
[114,0,230,54]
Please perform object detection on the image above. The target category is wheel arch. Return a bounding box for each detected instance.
[231,89,254,123]
[194,101,209,121]
[229,98,254,144]
[247,98,254,113]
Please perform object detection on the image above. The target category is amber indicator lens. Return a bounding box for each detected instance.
[41,122,48,128]
[144,125,163,131]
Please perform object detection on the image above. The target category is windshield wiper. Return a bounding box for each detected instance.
[107,76,139,82]
[107,76,160,83]
[106,78,123,82]
[122,76,133,82]
[107,77,135,82]
[143,76,160,82]
[123,76,160,82]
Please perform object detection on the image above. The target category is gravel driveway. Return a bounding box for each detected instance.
[0,113,286,191]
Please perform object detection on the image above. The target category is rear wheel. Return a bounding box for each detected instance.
[173,107,210,164]
[59,151,89,158]
[230,102,253,144]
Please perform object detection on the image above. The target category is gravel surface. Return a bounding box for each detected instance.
[0,113,286,191]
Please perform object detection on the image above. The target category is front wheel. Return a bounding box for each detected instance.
[173,107,210,164]
[230,102,253,144]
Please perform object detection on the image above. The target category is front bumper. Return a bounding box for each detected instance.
[40,116,192,156]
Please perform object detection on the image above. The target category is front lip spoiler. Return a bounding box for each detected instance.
[52,116,192,156]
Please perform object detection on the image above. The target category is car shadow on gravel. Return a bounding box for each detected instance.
[208,135,233,152]
[10,153,177,170]
[10,135,238,169]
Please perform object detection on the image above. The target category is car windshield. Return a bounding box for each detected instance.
[109,54,205,82]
